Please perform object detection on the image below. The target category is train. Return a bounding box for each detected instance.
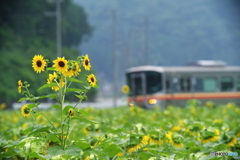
[125,60,240,109]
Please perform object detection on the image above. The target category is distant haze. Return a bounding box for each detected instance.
[74,0,240,87]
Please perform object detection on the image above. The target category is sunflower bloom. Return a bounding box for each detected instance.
[47,72,65,91]
[21,104,31,117]
[63,62,81,77]
[127,143,143,153]
[87,74,97,87]
[32,55,47,73]
[72,62,81,76]
[149,137,164,145]
[83,127,89,134]
[200,129,220,144]
[52,57,68,73]
[68,109,74,117]
[63,69,74,77]
[122,85,129,94]
[171,126,181,132]
[166,132,183,148]
[116,152,124,157]
[18,80,23,93]
[83,54,91,71]
[141,135,150,145]
[83,157,90,160]
[227,136,238,147]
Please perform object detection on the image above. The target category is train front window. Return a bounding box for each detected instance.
[146,71,162,94]
[133,76,143,95]
[126,71,162,96]
[126,72,144,96]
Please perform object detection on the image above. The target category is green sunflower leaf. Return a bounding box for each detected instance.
[47,134,60,142]
[47,146,63,157]
[29,152,51,159]
[84,85,91,90]
[47,67,55,71]
[28,103,36,109]
[103,144,122,157]
[68,78,83,83]
[72,117,98,124]
[75,141,90,150]
[38,83,57,91]
[66,88,84,93]
[39,94,57,99]
[29,126,51,136]
[63,105,74,115]
[51,104,61,110]
[65,145,81,157]
[18,97,31,102]
[78,109,90,116]
[92,84,99,88]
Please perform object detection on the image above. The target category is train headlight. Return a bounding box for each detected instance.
[148,99,157,105]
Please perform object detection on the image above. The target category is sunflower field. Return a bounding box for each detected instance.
[0,102,240,160]
[1,55,240,159]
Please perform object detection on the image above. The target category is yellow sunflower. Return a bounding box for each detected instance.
[18,80,23,93]
[52,57,68,73]
[126,143,143,153]
[83,54,91,71]
[21,104,31,117]
[87,74,97,87]
[166,132,183,148]
[32,55,47,73]
[227,136,238,147]
[83,127,89,134]
[141,135,150,145]
[63,69,74,77]
[47,72,65,91]
[63,62,81,77]
[121,85,129,94]
[171,126,181,132]
[200,129,220,144]
[68,109,74,117]
[72,62,81,76]
[149,137,164,145]
[116,152,124,157]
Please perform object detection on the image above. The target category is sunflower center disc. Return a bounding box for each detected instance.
[91,77,94,82]
[85,60,89,66]
[37,60,42,67]
[59,61,65,67]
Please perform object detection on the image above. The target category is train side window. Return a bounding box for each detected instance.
[180,77,191,92]
[172,78,180,92]
[204,78,217,92]
[193,78,203,92]
[237,77,240,91]
[220,77,233,92]
[166,79,171,92]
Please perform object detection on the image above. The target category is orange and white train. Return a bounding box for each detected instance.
[125,61,240,109]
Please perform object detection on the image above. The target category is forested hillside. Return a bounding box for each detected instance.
[0,0,96,106]
[76,0,240,84]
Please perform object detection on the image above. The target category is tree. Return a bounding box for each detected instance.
[0,0,95,107]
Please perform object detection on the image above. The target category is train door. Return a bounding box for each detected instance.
[168,75,192,106]
[130,72,148,108]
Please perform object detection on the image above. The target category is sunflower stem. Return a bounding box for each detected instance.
[63,118,70,150]
[24,86,59,133]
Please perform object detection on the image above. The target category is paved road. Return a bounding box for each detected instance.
[13,98,128,109]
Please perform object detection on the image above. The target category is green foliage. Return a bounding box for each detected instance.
[0,104,240,159]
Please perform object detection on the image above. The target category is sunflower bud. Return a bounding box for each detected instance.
[82,96,87,101]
